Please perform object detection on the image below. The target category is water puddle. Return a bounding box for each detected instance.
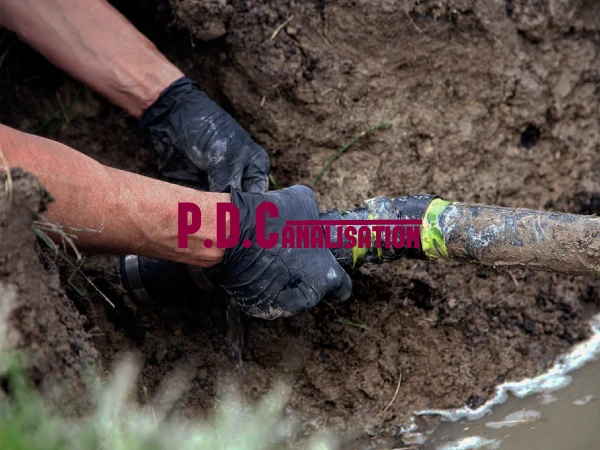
[420,313,600,449]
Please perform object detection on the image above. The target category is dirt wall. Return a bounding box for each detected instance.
[1,0,600,446]
[0,170,99,411]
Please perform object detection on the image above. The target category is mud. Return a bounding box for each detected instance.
[426,319,600,449]
[0,170,99,410]
[1,0,600,446]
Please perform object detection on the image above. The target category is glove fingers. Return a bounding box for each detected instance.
[243,172,269,193]
[242,150,270,194]
[209,153,269,193]
[324,264,353,302]
[208,166,242,193]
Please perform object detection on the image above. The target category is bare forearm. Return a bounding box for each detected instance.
[0,0,183,117]
[0,125,226,266]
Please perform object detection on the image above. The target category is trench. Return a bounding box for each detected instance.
[1,0,600,446]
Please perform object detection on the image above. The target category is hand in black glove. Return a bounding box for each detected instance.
[139,77,270,193]
[206,185,353,319]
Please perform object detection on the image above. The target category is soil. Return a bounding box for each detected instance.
[1,0,600,447]
[0,170,99,411]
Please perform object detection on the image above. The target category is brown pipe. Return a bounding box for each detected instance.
[423,200,600,278]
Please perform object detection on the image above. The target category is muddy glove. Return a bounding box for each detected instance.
[206,185,353,319]
[139,76,270,193]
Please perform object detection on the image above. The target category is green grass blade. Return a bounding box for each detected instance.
[269,173,280,190]
[312,121,391,187]
[0,42,13,69]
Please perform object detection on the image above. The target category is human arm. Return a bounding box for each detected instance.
[0,125,352,317]
[0,0,270,192]
[0,125,227,267]
[0,0,182,118]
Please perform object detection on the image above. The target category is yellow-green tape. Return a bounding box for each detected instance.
[421,199,452,260]
[352,212,378,267]
[352,246,368,268]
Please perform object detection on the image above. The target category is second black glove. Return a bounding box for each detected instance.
[205,185,353,319]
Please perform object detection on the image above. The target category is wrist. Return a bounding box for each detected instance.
[171,191,230,268]
[138,76,207,128]
[184,197,229,268]
[124,65,184,118]
[112,167,229,266]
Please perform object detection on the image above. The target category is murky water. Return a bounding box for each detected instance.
[422,316,600,450]
[425,356,600,449]
[225,303,600,449]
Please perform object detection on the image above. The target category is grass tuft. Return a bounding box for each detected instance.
[32,216,114,308]
[0,148,13,205]
[0,355,339,450]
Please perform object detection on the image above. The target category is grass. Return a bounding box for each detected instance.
[32,215,114,308]
[333,318,370,331]
[0,356,339,450]
[1,148,107,307]
[268,121,391,191]
[0,42,13,70]
[35,87,86,134]
[269,174,280,190]
[0,148,13,205]
[312,122,391,187]
[0,29,13,70]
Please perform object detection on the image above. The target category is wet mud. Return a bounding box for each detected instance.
[1,0,600,446]
[426,313,600,449]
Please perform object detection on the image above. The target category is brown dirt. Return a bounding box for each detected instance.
[1,0,600,447]
[0,170,99,411]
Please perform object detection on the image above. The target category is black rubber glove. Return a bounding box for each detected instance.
[206,185,353,319]
[139,77,270,193]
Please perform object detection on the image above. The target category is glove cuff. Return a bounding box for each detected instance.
[138,76,202,129]
[203,186,256,278]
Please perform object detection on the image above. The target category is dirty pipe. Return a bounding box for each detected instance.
[121,195,600,304]
[425,199,600,277]
[334,195,600,277]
